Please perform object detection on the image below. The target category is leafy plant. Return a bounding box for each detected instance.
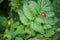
[0,0,60,40]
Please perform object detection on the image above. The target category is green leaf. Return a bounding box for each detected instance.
[5,29,15,40]
[35,16,44,23]
[45,17,58,25]
[56,28,60,32]
[25,27,35,36]
[0,16,7,27]
[9,18,14,24]
[13,22,19,26]
[14,25,25,35]
[18,10,30,25]
[4,33,12,40]
[38,0,51,7]
[35,34,44,38]
[12,25,25,35]
[10,22,25,35]
[44,29,55,37]
[30,22,44,34]
[38,0,53,12]
[46,12,55,17]
[43,24,52,29]
[11,22,20,30]
[15,37,23,40]
[23,3,34,20]
[43,6,53,11]
[28,1,40,15]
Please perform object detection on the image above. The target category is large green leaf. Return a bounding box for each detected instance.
[23,3,34,20]
[30,22,44,34]
[18,10,30,25]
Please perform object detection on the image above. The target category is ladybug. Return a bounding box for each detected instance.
[41,12,46,17]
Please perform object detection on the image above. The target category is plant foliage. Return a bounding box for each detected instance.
[0,0,60,40]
